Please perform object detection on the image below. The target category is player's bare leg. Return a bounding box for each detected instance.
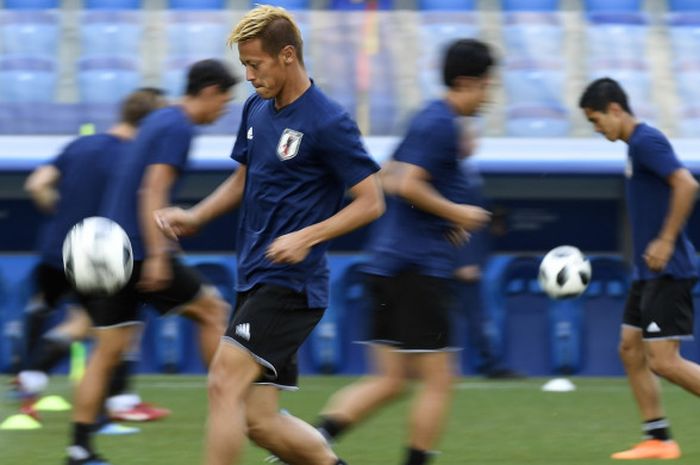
[181,286,230,365]
[407,351,455,451]
[619,326,665,419]
[203,342,261,465]
[246,386,338,465]
[321,345,407,426]
[646,339,700,395]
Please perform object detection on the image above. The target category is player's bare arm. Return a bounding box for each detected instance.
[395,161,490,231]
[138,163,178,291]
[644,168,699,272]
[25,164,61,213]
[156,165,247,240]
[266,174,384,264]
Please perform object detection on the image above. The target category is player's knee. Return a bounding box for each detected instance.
[618,339,643,364]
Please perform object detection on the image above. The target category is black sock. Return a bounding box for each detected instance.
[71,422,94,452]
[644,417,671,441]
[317,416,348,441]
[335,460,348,465]
[404,447,430,465]
[24,305,51,357]
[107,360,133,398]
[29,336,71,373]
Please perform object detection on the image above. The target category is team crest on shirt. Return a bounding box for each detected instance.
[276,128,304,161]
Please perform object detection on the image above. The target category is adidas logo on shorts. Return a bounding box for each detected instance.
[235,323,251,341]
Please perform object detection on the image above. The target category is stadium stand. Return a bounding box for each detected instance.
[167,0,226,8]
[0,56,57,102]
[165,10,228,60]
[3,0,59,8]
[0,10,59,58]
[84,0,141,8]
[79,10,142,58]
[501,0,559,11]
[76,56,140,103]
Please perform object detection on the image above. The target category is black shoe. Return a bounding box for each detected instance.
[66,452,111,465]
[484,368,526,379]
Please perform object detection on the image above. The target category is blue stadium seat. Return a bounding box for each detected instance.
[165,11,228,60]
[84,0,141,7]
[76,57,140,103]
[503,12,563,58]
[668,0,700,11]
[0,11,59,58]
[329,0,394,9]
[674,61,700,103]
[261,0,311,8]
[584,0,641,11]
[503,59,565,106]
[588,59,651,104]
[678,106,700,137]
[506,104,570,137]
[586,12,648,61]
[168,0,225,8]
[162,57,199,97]
[0,56,56,102]
[418,0,475,10]
[79,11,142,58]
[668,13,700,60]
[501,0,559,11]
[4,0,59,8]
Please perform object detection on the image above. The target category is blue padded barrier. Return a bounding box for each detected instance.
[0,103,80,134]
[579,256,629,375]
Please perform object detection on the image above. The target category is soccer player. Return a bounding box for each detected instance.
[155,6,384,465]
[65,60,236,465]
[580,77,699,460]
[314,39,494,465]
[19,88,168,425]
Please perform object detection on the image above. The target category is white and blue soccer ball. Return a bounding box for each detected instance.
[538,245,592,299]
[62,216,133,295]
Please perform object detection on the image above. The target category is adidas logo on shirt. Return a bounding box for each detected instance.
[247,127,253,140]
[646,322,661,333]
[235,323,251,341]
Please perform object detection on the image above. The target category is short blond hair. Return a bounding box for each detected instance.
[228,5,304,65]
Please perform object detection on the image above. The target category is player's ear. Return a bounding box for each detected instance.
[280,45,295,65]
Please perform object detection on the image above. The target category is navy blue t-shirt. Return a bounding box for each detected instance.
[231,84,379,308]
[364,99,470,279]
[102,106,195,260]
[626,123,697,280]
[38,134,127,269]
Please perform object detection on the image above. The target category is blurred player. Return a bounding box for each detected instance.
[19,88,169,425]
[315,39,493,465]
[155,6,383,465]
[452,121,522,379]
[580,77,699,460]
[65,60,236,465]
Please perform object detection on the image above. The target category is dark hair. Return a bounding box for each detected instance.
[442,39,495,88]
[185,59,239,97]
[579,77,633,114]
[120,87,166,126]
[259,17,305,66]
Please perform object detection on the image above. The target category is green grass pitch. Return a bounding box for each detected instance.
[2,375,700,464]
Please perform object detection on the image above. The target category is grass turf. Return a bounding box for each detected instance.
[2,375,700,465]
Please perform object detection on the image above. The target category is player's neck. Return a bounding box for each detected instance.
[108,123,136,140]
[274,68,311,110]
[620,115,639,143]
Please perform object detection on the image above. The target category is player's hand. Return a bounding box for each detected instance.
[453,205,491,232]
[266,231,312,264]
[643,237,675,272]
[154,207,200,240]
[138,255,171,292]
[445,226,470,246]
